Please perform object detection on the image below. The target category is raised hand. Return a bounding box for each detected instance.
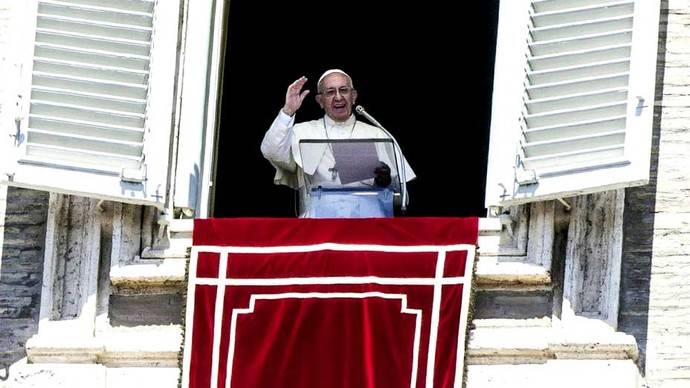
[282,76,310,117]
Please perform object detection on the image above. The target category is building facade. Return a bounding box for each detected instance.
[0,0,688,387]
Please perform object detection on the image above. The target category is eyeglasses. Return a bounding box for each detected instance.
[318,86,353,98]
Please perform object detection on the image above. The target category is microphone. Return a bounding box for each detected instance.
[354,105,409,212]
[355,105,384,129]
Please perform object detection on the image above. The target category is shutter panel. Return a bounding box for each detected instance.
[0,0,179,207]
[485,0,659,208]
[0,2,23,149]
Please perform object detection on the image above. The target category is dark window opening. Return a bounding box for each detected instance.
[213,1,499,217]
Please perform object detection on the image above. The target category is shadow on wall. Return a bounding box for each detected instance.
[618,1,667,373]
[0,188,50,370]
[189,165,199,215]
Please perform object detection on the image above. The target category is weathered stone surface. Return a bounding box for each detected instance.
[0,188,49,366]
[476,204,554,287]
[0,361,180,388]
[111,203,142,267]
[467,319,638,365]
[563,190,624,328]
[474,290,552,320]
[618,3,690,386]
[110,258,186,295]
[0,361,107,388]
[106,367,180,387]
[466,360,641,388]
[25,324,181,367]
[109,294,182,327]
[100,325,182,367]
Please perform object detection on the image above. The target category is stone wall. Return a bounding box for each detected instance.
[620,0,690,386]
[0,0,48,372]
[0,187,50,366]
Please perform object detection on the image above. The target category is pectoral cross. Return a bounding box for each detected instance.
[328,166,338,181]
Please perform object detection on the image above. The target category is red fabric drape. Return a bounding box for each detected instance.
[183,217,477,388]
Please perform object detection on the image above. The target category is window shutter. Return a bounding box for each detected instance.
[0,0,180,207]
[0,2,24,150]
[485,0,660,208]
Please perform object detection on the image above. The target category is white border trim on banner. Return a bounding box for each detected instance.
[224,292,422,388]
[192,243,475,254]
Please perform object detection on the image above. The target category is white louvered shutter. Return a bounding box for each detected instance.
[0,0,179,207]
[485,0,659,207]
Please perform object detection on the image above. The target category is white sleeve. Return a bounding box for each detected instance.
[260,110,297,171]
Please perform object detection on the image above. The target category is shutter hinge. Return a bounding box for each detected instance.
[516,168,538,186]
[515,139,538,186]
[120,164,147,183]
[10,94,24,146]
[635,96,649,116]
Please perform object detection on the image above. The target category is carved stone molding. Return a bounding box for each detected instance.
[477,201,555,287]
[562,189,625,329]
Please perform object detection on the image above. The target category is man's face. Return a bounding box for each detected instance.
[316,73,358,122]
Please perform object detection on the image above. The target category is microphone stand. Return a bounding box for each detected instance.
[355,105,408,212]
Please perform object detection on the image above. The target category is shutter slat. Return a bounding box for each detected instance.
[529,30,632,56]
[526,73,628,99]
[32,85,145,104]
[524,102,626,128]
[526,88,626,114]
[29,114,144,142]
[524,130,625,157]
[36,30,150,56]
[523,145,625,170]
[525,116,626,142]
[38,1,153,27]
[528,59,629,84]
[27,128,143,157]
[531,2,634,28]
[30,100,144,127]
[531,14,633,41]
[37,14,152,42]
[35,43,149,71]
[25,144,142,169]
[34,41,149,61]
[33,72,147,99]
[32,89,146,114]
[528,44,630,71]
[34,58,147,84]
[55,0,155,13]
[532,0,618,13]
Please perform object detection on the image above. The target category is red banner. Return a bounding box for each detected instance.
[182,217,477,388]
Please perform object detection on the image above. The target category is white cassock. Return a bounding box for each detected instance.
[261,110,415,216]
